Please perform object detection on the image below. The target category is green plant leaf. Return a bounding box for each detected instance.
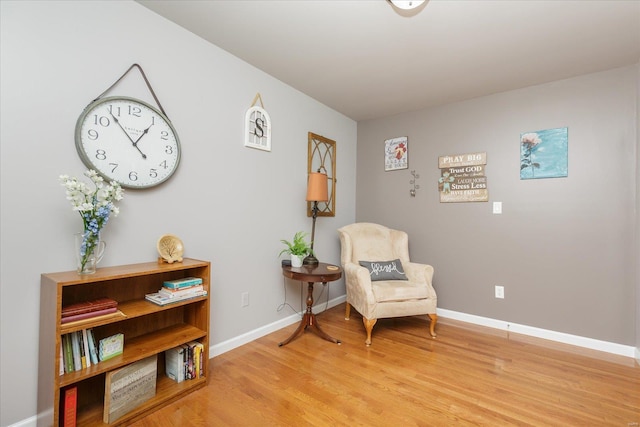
[278,231,312,257]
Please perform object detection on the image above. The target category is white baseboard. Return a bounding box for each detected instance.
[210,295,346,357]
[437,308,637,359]
[210,301,636,360]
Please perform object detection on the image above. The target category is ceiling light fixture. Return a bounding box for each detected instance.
[388,0,426,10]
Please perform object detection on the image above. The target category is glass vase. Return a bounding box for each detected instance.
[74,231,106,274]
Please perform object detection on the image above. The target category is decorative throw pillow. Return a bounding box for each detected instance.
[359,259,408,281]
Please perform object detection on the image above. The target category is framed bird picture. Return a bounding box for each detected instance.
[384,136,408,171]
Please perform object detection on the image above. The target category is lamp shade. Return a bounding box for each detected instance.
[306,172,329,202]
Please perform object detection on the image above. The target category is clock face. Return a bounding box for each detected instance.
[75,96,181,189]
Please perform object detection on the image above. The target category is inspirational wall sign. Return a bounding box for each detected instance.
[438,152,488,203]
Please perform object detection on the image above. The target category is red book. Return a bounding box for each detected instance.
[61,307,118,324]
[62,298,117,318]
[62,386,77,427]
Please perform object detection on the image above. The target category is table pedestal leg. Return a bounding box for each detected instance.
[279,282,341,346]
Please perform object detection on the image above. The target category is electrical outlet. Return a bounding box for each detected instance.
[241,292,249,307]
[495,286,504,299]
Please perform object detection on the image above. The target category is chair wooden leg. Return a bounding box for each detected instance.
[428,313,437,338]
[363,317,377,346]
[345,303,351,320]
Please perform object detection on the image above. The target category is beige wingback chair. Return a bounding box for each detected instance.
[338,223,437,345]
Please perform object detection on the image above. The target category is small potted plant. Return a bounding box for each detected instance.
[279,231,312,267]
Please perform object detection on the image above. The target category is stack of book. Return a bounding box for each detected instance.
[60,330,124,374]
[61,297,118,324]
[61,329,99,373]
[165,341,205,383]
[145,277,207,306]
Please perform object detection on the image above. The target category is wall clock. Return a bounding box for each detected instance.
[75,96,181,189]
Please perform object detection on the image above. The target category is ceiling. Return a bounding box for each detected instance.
[137,0,640,122]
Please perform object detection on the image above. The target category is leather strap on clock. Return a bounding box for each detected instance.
[92,63,170,120]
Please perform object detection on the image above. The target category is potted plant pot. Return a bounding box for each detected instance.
[290,254,304,267]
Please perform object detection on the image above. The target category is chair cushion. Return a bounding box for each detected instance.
[372,280,430,303]
[359,259,408,281]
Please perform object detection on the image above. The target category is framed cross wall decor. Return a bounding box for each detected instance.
[308,132,336,217]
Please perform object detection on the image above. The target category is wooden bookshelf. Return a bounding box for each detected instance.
[37,258,210,426]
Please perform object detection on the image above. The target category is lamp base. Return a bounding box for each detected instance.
[303,254,319,266]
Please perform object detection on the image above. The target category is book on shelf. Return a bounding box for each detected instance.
[78,331,87,369]
[163,277,203,290]
[59,344,65,376]
[70,332,81,372]
[62,333,74,374]
[98,333,124,361]
[145,289,207,306]
[181,344,190,379]
[61,307,119,324]
[159,284,204,298]
[81,329,91,368]
[197,341,204,378]
[165,345,186,383]
[61,297,117,318]
[186,342,194,380]
[61,386,77,427]
[87,329,99,365]
[187,341,204,379]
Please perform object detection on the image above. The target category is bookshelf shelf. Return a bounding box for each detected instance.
[74,376,206,427]
[38,258,210,426]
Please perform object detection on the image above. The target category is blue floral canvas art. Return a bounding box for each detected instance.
[520,127,568,179]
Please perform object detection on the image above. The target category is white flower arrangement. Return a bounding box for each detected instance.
[60,170,124,272]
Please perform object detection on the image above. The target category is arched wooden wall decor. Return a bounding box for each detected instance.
[244,93,271,151]
[307,132,336,217]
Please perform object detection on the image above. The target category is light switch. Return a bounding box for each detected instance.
[493,201,502,214]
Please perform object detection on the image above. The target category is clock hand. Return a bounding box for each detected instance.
[134,122,154,145]
[109,112,136,144]
[128,123,154,160]
[109,112,147,159]
[131,141,147,159]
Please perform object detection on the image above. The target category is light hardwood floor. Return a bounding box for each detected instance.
[131,304,640,426]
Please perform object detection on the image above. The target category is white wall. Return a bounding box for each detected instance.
[0,1,357,425]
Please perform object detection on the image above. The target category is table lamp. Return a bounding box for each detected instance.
[303,171,329,266]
